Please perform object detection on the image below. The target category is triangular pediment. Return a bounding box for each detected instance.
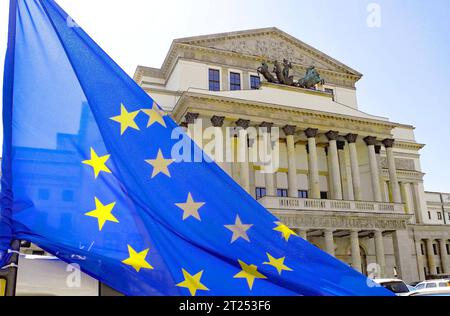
[175,27,361,76]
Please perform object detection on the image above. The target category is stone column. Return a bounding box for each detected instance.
[392,230,414,282]
[375,145,387,202]
[364,137,382,202]
[236,119,251,193]
[325,131,343,200]
[325,147,334,199]
[338,141,354,201]
[374,230,386,277]
[283,125,298,198]
[185,112,200,146]
[346,134,361,201]
[297,229,308,241]
[382,139,402,204]
[412,182,425,224]
[324,229,335,257]
[210,116,226,171]
[425,239,437,276]
[305,128,320,199]
[414,239,426,281]
[439,239,450,274]
[400,182,412,215]
[260,122,276,196]
[350,230,362,272]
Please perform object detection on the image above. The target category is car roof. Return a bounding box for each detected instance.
[418,279,450,284]
[408,288,450,296]
[373,278,405,284]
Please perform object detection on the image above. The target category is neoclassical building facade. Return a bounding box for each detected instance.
[134,27,450,283]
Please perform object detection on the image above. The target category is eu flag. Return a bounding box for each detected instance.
[0,0,392,296]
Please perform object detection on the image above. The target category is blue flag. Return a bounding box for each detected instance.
[0,0,392,296]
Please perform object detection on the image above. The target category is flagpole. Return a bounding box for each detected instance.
[0,240,20,296]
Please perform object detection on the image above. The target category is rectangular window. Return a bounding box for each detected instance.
[298,190,308,199]
[62,190,74,202]
[428,211,432,220]
[438,212,443,220]
[421,243,425,256]
[433,243,438,255]
[436,267,441,275]
[208,69,220,91]
[255,187,266,200]
[38,188,50,201]
[230,72,241,91]
[250,75,260,89]
[448,213,450,221]
[446,244,450,255]
[320,191,328,200]
[277,189,288,198]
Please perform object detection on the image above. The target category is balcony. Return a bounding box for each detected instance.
[258,196,405,215]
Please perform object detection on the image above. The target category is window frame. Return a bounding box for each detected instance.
[255,187,266,200]
[277,189,288,198]
[298,190,308,199]
[208,68,221,91]
[250,74,261,90]
[229,71,242,91]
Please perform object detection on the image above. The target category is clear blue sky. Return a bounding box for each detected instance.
[0,0,449,192]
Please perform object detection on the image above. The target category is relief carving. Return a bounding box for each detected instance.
[380,157,416,171]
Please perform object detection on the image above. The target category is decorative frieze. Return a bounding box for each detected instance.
[274,212,409,231]
[380,157,416,171]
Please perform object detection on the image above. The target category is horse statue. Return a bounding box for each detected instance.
[296,66,325,89]
[257,62,277,83]
[273,60,286,84]
[282,59,294,86]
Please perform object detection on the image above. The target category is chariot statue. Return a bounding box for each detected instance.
[257,60,324,90]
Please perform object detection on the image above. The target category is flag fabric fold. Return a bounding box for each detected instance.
[0,0,392,296]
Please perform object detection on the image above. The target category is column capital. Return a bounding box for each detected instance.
[325,130,339,141]
[364,136,377,146]
[235,119,250,130]
[185,112,199,124]
[283,125,297,136]
[337,140,346,150]
[324,228,336,234]
[345,133,358,144]
[210,115,225,127]
[382,139,395,148]
[304,128,318,138]
[259,122,274,133]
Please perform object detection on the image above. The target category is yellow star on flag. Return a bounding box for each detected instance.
[176,269,209,296]
[175,193,205,221]
[82,147,111,179]
[273,221,298,242]
[122,245,154,272]
[141,102,167,128]
[233,260,267,290]
[145,149,174,178]
[110,103,140,135]
[85,197,119,231]
[263,253,293,275]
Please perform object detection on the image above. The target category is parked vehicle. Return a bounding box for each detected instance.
[373,278,412,296]
[407,288,450,296]
[414,279,450,290]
